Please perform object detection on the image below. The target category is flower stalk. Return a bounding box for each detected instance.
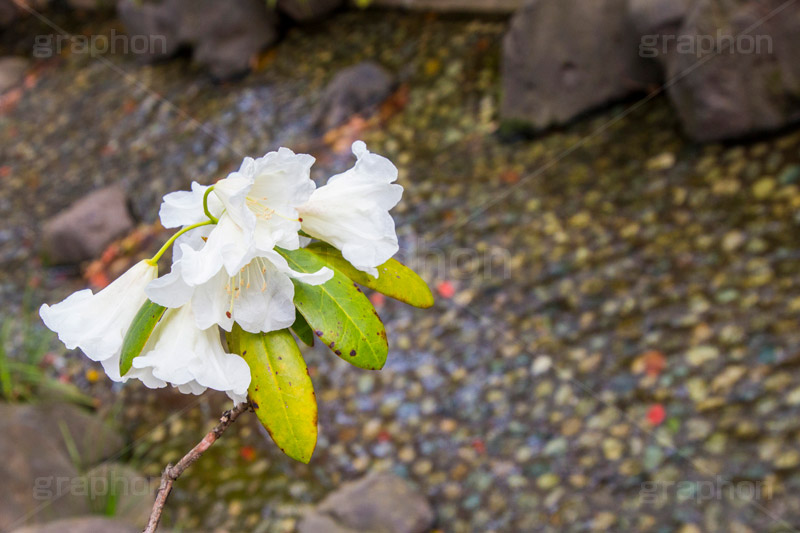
[147,220,215,266]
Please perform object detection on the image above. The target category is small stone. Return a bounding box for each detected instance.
[711,366,746,392]
[752,178,776,199]
[686,346,719,366]
[536,473,560,490]
[775,450,800,470]
[786,386,800,405]
[531,355,553,376]
[687,377,708,402]
[602,438,624,461]
[646,152,676,171]
[722,231,745,252]
[592,511,617,530]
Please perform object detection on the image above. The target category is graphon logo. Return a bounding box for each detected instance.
[640,477,773,504]
[33,30,168,58]
[33,474,155,501]
[639,31,773,58]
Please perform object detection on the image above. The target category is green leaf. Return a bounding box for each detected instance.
[119,300,166,376]
[278,247,388,370]
[229,324,317,463]
[291,309,315,347]
[306,242,434,309]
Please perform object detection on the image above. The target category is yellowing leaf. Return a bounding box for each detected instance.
[306,242,434,309]
[229,325,317,464]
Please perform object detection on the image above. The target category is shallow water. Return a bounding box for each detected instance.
[4,8,800,533]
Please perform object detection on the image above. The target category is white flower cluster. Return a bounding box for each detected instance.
[40,141,402,404]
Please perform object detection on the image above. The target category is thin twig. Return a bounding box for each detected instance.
[143,401,251,533]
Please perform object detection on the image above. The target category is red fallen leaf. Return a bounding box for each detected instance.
[87,269,110,289]
[632,350,666,378]
[647,404,666,426]
[643,350,666,377]
[377,430,392,443]
[369,292,385,309]
[379,84,409,121]
[239,445,256,462]
[500,170,520,184]
[471,438,486,454]
[437,281,455,299]
[0,166,11,178]
[100,243,120,264]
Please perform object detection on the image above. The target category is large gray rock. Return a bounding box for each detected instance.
[298,473,434,533]
[627,0,691,35]
[118,0,279,79]
[10,517,139,533]
[41,185,133,265]
[666,0,800,141]
[312,61,395,131]
[278,0,343,22]
[0,403,125,470]
[0,407,90,530]
[501,0,660,130]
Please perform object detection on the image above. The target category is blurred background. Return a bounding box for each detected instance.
[2,0,800,532]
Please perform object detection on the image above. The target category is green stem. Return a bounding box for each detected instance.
[147,220,215,266]
[203,186,218,224]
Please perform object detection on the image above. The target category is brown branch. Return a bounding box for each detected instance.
[143,401,251,533]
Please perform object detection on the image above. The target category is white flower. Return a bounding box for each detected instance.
[159,181,222,229]
[39,260,158,381]
[162,148,317,286]
[298,141,403,277]
[131,305,251,404]
[147,246,332,335]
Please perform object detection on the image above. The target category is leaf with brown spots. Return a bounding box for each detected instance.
[278,247,388,370]
[227,325,317,464]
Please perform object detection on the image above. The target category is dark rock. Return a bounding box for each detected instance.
[313,61,395,131]
[627,0,691,35]
[0,403,125,469]
[666,0,800,141]
[501,0,660,130]
[0,57,29,94]
[0,407,89,530]
[117,0,279,79]
[66,0,115,10]
[116,0,181,61]
[278,0,343,22]
[366,0,523,12]
[10,517,140,533]
[298,473,434,533]
[0,0,20,27]
[41,185,133,265]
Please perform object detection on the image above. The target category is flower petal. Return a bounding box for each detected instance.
[298,141,402,276]
[39,260,157,363]
[159,182,222,228]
